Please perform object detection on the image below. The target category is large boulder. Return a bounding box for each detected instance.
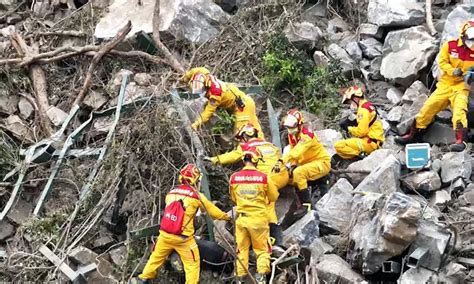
[94,0,229,44]
[346,149,398,185]
[308,238,334,265]
[282,210,320,247]
[422,122,456,145]
[316,178,354,233]
[315,129,343,157]
[440,5,474,44]
[367,0,425,27]
[358,38,382,60]
[344,41,363,62]
[401,81,430,104]
[440,151,472,184]
[326,43,359,76]
[354,155,401,195]
[284,21,322,51]
[315,254,365,284]
[348,192,422,274]
[359,23,383,40]
[396,93,429,135]
[380,26,437,86]
[401,170,441,193]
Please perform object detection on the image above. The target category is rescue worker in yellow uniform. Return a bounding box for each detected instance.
[205,123,289,254]
[334,86,385,159]
[229,148,279,284]
[182,67,264,138]
[138,164,230,284]
[272,109,331,217]
[396,20,474,151]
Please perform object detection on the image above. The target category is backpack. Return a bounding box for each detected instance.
[160,200,186,235]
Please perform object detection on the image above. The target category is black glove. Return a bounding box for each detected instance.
[339,117,357,132]
[453,68,463,77]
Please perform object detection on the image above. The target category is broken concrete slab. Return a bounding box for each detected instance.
[440,151,472,184]
[282,210,319,248]
[315,129,343,157]
[422,122,456,145]
[68,246,98,265]
[402,170,442,193]
[354,155,401,195]
[316,178,353,233]
[0,221,14,241]
[316,254,365,284]
[346,149,398,186]
[108,245,127,268]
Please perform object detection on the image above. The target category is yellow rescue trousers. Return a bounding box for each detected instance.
[291,159,331,190]
[334,137,380,159]
[415,81,469,129]
[235,214,271,277]
[139,231,200,284]
[234,95,264,138]
[267,170,290,224]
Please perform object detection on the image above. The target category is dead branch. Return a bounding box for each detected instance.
[152,0,185,73]
[426,0,437,36]
[10,32,53,137]
[0,1,26,23]
[73,21,132,106]
[26,30,88,39]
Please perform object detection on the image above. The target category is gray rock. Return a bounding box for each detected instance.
[396,93,429,135]
[18,97,34,120]
[327,17,350,34]
[440,152,472,183]
[401,81,430,104]
[429,190,451,210]
[68,246,98,265]
[0,25,15,37]
[435,110,451,123]
[282,210,319,247]
[0,221,14,241]
[344,41,363,62]
[134,73,153,86]
[354,155,401,195]
[438,262,468,284]
[46,106,68,127]
[308,238,333,265]
[275,187,296,226]
[402,170,441,192]
[458,184,474,206]
[315,129,343,157]
[84,91,108,110]
[301,110,324,130]
[440,5,474,45]
[0,89,19,115]
[316,178,353,233]
[399,267,438,284]
[214,0,248,13]
[302,1,327,19]
[284,21,322,51]
[422,122,456,145]
[327,43,358,76]
[380,26,437,86]
[95,0,229,44]
[346,149,398,185]
[109,246,127,268]
[387,106,403,123]
[359,23,383,40]
[408,194,442,223]
[359,38,383,59]
[4,115,34,143]
[313,51,329,67]
[315,254,365,284]
[360,56,383,81]
[386,87,403,105]
[7,198,32,225]
[0,0,16,10]
[367,0,425,27]
[93,235,115,249]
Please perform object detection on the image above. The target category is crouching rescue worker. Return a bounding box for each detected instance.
[229,148,279,284]
[182,67,264,138]
[396,20,474,151]
[273,109,331,217]
[138,164,230,284]
[334,86,385,160]
[205,123,289,254]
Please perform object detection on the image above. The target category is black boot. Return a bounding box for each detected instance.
[270,223,285,257]
[395,122,423,145]
[293,189,311,219]
[136,278,151,284]
[449,125,468,152]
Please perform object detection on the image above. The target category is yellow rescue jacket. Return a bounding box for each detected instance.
[229,165,279,217]
[438,39,474,87]
[212,138,282,174]
[163,184,230,236]
[282,127,330,166]
[348,99,385,143]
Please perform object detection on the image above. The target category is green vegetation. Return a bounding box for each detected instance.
[262,34,348,120]
[0,130,19,178]
[211,109,236,135]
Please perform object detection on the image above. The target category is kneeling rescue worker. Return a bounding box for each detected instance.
[334,86,385,160]
[138,164,230,284]
[396,20,474,152]
[205,123,289,254]
[182,67,264,138]
[229,147,279,284]
[273,109,331,217]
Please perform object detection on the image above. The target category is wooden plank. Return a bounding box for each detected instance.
[39,245,80,281]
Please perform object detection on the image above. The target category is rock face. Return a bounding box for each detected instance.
[316,178,353,233]
[359,23,383,40]
[440,152,472,183]
[348,192,421,274]
[284,21,322,51]
[354,155,401,195]
[367,0,425,27]
[315,129,343,157]
[95,0,229,43]
[380,26,437,86]
[326,43,358,76]
[0,221,14,241]
[346,149,397,186]
[282,210,319,247]
[359,38,382,59]
[316,254,365,284]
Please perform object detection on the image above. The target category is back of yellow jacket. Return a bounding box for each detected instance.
[163,185,230,237]
[282,127,330,166]
[229,165,279,218]
[348,99,385,143]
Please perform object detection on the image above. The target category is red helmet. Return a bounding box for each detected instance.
[179,164,202,185]
[235,123,258,140]
[283,109,304,128]
[243,147,262,164]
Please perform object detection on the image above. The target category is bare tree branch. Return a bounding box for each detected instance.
[426,0,437,36]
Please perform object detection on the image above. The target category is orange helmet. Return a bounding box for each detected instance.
[283,109,304,128]
[243,147,262,164]
[235,123,258,140]
[189,73,207,95]
[341,85,364,103]
[179,164,202,185]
